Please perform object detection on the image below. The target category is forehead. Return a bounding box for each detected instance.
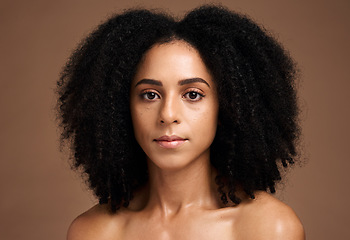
[133,40,213,85]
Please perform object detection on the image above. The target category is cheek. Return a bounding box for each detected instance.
[131,105,155,138]
[130,102,142,136]
[131,108,142,128]
[187,103,218,135]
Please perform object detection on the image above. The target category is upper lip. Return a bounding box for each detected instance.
[155,135,186,141]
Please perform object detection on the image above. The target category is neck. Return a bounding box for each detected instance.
[144,155,220,218]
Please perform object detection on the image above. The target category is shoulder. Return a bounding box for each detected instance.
[236,191,305,240]
[67,204,126,240]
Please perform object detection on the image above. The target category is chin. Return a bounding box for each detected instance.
[147,156,191,171]
[146,150,211,172]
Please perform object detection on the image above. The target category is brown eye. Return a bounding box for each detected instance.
[146,92,156,99]
[142,91,160,100]
[184,91,204,101]
[188,92,199,99]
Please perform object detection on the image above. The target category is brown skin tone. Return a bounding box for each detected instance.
[67,41,305,240]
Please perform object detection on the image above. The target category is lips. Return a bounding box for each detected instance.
[154,135,187,149]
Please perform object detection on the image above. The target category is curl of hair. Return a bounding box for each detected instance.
[57,5,300,211]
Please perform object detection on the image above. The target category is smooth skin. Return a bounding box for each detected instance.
[67,41,305,240]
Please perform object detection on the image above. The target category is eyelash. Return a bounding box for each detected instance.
[183,89,205,101]
[141,90,160,101]
[140,89,205,102]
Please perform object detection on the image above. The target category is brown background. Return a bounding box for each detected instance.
[1,0,349,239]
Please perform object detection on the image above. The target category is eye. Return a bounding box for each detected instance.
[183,90,204,102]
[141,91,160,101]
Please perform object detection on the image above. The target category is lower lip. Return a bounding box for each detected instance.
[155,140,186,149]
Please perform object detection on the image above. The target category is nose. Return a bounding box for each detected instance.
[159,96,180,125]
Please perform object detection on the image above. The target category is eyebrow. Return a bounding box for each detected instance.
[134,79,162,87]
[178,78,210,88]
[134,77,210,88]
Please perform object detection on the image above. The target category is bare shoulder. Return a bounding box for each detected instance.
[236,191,305,240]
[67,204,126,240]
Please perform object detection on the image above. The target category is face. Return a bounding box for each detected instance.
[130,41,219,171]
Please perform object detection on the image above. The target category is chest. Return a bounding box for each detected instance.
[120,213,236,240]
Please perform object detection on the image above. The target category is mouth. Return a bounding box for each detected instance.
[154,135,188,149]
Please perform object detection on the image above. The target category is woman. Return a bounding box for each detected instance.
[57,5,305,239]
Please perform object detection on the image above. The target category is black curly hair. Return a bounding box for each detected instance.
[57,5,300,212]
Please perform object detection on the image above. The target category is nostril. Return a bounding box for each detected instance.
[159,119,179,124]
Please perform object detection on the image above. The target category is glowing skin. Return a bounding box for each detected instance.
[67,40,305,240]
[130,41,219,171]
